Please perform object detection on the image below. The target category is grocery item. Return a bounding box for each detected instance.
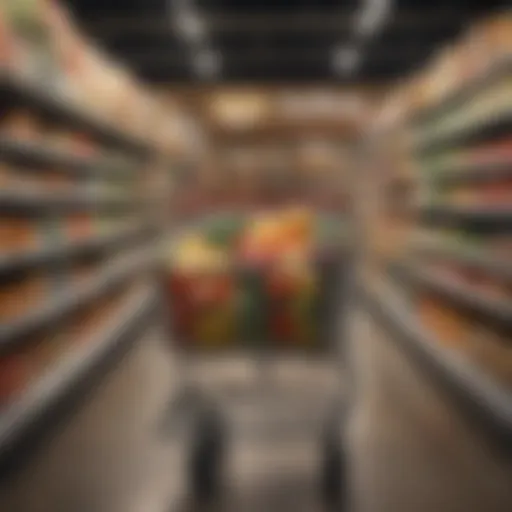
[172,233,230,273]
[165,209,343,350]
[0,217,41,254]
[194,300,236,348]
[65,214,94,242]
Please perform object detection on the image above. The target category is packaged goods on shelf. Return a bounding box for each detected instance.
[414,291,512,388]
[409,14,512,118]
[65,213,94,242]
[0,0,189,153]
[368,10,512,413]
[0,217,41,253]
[63,285,128,345]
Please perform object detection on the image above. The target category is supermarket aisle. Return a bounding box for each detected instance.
[1,313,511,512]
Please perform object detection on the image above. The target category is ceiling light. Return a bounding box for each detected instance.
[356,0,393,38]
[176,9,204,44]
[332,46,361,75]
[193,49,221,78]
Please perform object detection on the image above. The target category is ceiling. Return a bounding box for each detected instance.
[64,0,509,85]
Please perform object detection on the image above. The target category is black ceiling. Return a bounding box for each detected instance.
[63,0,510,84]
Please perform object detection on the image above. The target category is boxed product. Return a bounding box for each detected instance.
[0,217,42,254]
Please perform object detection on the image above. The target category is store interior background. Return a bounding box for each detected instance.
[0,0,511,511]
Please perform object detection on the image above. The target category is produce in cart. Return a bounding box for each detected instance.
[165,208,343,350]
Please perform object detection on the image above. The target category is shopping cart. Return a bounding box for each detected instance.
[157,221,351,510]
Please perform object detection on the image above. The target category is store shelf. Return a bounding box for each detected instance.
[411,244,512,283]
[0,188,145,216]
[421,205,512,230]
[0,72,153,158]
[360,278,512,451]
[416,109,512,155]
[0,224,152,283]
[411,57,512,126]
[0,249,156,355]
[394,263,512,333]
[426,161,512,187]
[0,287,157,476]
[0,138,137,178]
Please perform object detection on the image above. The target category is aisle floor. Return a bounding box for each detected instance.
[1,315,512,512]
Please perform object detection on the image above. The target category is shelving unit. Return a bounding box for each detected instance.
[420,205,512,229]
[0,68,169,476]
[360,15,512,453]
[0,223,152,282]
[410,243,512,283]
[0,138,138,178]
[0,286,157,474]
[410,57,512,126]
[359,278,512,452]
[421,160,512,187]
[0,248,157,353]
[0,72,154,158]
[415,109,512,155]
[391,263,512,332]
[0,188,150,215]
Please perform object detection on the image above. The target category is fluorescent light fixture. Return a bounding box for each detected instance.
[193,48,221,78]
[356,0,393,38]
[332,46,361,75]
[175,8,204,43]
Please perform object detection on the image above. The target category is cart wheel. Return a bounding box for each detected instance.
[320,417,347,510]
[188,405,227,505]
